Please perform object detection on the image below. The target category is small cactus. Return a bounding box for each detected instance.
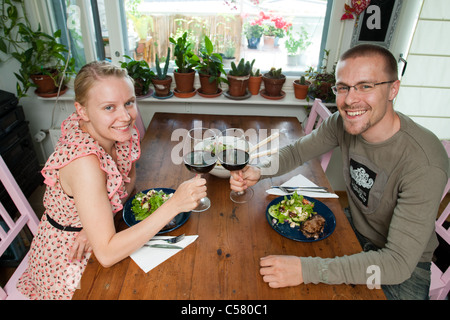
[229,58,254,76]
[267,67,284,79]
[251,68,260,77]
[155,47,171,80]
[299,75,306,85]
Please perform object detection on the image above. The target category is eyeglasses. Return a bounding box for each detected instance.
[332,80,396,95]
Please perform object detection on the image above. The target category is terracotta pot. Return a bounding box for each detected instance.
[262,74,286,97]
[263,35,275,48]
[293,80,310,100]
[173,70,196,93]
[134,78,147,96]
[227,74,249,97]
[198,73,219,95]
[30,70,58,94]
[248,75,262,95]
[151,76,172,97]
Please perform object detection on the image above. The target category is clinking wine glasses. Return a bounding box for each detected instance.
[217,128,254,203]
[183,127,217,212]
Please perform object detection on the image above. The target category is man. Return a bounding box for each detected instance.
[230,44,449,300]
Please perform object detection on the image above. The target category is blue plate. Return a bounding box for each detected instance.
[265,195,336,242]
[123,188,191,234]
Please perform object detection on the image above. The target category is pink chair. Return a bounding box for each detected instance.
[0,155,39,300]
[304,99,333,171]
[135,106,146,141]
[429,140,450,300]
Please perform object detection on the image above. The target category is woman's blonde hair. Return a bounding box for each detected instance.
[74,60,133,106]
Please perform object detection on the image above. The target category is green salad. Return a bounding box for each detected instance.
[268,191,316,228]
[131,189,173,221]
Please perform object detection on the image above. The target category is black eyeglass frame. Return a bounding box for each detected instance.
[332,80,396,95]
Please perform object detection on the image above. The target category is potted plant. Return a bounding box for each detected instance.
[227,58,254,97]
[306,49,336,103]
[248,68,262,95]
[169,31,199,95]
[220,40,236,68]
[0,1,75,99]
[293,75,310,100]
[258,12,291,48]
[151,47,173,97]
[243,20,264,49]
[120,55,155,97]
[262,67,286,97]
[285,27,311,67]
[195,36,227,96]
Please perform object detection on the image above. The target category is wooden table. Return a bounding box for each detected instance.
[73,113,385,300]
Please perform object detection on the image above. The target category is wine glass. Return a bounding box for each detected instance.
[218,128,254,203]
[183,127,217,212]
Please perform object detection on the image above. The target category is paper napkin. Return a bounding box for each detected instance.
[266,174,339,198]
[130,235,198,273]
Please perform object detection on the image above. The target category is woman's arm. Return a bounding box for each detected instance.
[60,154,206,267]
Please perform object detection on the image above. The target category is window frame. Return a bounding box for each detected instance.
[51,0,333,75]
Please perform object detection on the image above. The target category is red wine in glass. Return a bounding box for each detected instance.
[184,150,217,174]
[218,128,254,203]
[218,149,249,171]
[183,127,217,212]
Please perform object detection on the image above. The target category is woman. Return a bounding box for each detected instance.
[17,61,206,299]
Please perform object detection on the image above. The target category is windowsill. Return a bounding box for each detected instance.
[36,76,336,107]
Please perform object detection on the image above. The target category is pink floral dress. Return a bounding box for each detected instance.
[16,112,140,299]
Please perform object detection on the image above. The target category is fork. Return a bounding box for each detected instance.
[148,234,185,244]
[275,186,328,194]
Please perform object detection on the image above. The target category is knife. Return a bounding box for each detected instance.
[271,185,327,190]
[144,244,183,249]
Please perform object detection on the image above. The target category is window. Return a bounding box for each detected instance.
[52,0,331,75]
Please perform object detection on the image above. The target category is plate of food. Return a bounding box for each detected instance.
[266,192,336,242]
[123,188,191,234]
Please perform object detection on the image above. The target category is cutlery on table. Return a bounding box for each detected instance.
[148,233,185,244]
[271,186,329,193]
[143,244,183,249]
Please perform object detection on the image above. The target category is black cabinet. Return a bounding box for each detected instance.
[0,90,43,215]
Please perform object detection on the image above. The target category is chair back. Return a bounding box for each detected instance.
[0,155,39,299]
[304,99,333,171]
[135,106,146,141]
[429,139,450,300]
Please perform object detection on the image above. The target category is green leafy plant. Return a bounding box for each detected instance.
[228,58,254,77]
[195,35,227,85]
[169,31,199,73]
[222,40,236,59]
[0,0,75,99]
[120,55,154,96]
[284,27,311,56]
[154,47,171,80]
[305,49,336,102]
[243,22,264,39]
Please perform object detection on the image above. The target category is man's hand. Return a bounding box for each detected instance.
[259,255,303,288]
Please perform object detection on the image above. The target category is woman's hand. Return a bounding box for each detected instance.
[169,175,207,213]
[68,229,92,262]
[229,165,261,192]
[259,255,304,288]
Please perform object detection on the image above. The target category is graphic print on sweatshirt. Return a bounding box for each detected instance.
[349,158,377,206]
